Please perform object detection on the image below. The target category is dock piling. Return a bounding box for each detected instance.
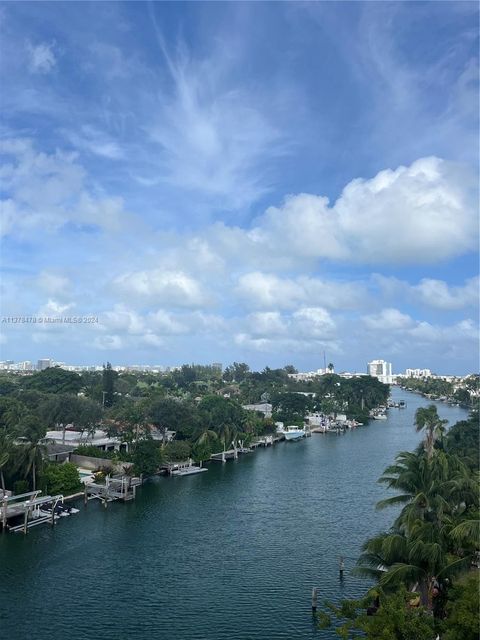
[311,587,318,613]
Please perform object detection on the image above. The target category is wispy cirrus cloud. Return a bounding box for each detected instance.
[143,14,287,211]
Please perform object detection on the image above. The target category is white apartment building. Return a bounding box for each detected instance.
[367,359,394,385]
[288,366,334,382]
[404,368,432,378]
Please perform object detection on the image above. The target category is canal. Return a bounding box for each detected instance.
[0,388,469,640]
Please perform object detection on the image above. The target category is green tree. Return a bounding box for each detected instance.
[163,440,192,462]
[24,368,82,394]
[223,362,250,383]
[441,574,480,640]
[272,391,312,424]
[376,450,477,531]
[148,397,195,442]
[131,438,162,476]
[317,586,435,640]
[414,405,448,459]
[0,397,28,432]
[16,415,48,491]
[445,412,479,471]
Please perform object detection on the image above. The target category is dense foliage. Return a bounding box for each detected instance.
[400,375,479,408]
[0,362,389,493]
[39,462,82,496]
[317,404,480,638]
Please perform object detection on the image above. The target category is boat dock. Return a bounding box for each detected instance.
[1,491,65,534]
[84,474,142,506]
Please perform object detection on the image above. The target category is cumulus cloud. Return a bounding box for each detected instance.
[235,306,338,353]
[252,157,477,264]
[360,308,478,345]
[362,308,414,331]
[236,272,367,310]
[0,138,131,236]
[28,42,57,73]
[373,274,479,310]
[113,269,211,308]
[413,276,479,310]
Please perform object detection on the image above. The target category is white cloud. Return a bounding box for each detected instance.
[373,274,479,310]
[145,33,284,210]
[99,306,145,335]
[37,299,75,316]
[413,276,479,310]
[0,138,131,237]
[113,269,211,308]
[293,307,337,338]
[234,306,338,353]
[362,308,414,331]
[236,272,366,310]
[148,310,187,335]
[246,312,287,337]
[37,271,71,297]
[28,42,57,73]
[408,318,478,344]
[64,125,124,160]
[251,157,477,265]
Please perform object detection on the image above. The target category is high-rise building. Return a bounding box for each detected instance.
[37,358,53,371]
[367,359,393,384]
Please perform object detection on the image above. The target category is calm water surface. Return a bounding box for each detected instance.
[0,388,468,640]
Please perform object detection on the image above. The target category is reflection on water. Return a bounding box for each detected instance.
[0,388,468,640]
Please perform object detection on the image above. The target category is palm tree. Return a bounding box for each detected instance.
[415,405,448,459]
[16,416,48,492]
[376,450,476,531]
[356,525,472,608]
[0,428,15,493]
[195,428,218,447]
[0,451,9,493]
[450,517,480,548]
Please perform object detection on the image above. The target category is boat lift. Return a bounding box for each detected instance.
[1,491,64,534]
[84,474,141,507]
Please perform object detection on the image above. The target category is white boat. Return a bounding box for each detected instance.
[171,465,208,476]
[372,414,387,420]
[283,426,306,441]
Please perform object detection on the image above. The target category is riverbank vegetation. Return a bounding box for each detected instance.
[400,374,479,408]
[0,363,389,495]
[317,405,479,639]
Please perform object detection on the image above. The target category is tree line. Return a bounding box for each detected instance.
[0,363,389,495]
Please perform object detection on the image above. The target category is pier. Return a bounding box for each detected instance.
[84,474,141,506]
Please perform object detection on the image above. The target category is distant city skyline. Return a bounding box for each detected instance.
[0,3,478,374]
[0,356,475,379]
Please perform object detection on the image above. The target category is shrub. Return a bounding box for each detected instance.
[39,463,82,496]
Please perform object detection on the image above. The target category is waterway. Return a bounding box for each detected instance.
[0,388,469,640]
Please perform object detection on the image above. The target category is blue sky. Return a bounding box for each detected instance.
[0,1,478,374]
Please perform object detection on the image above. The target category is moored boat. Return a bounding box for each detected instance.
[283,426,306,440]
